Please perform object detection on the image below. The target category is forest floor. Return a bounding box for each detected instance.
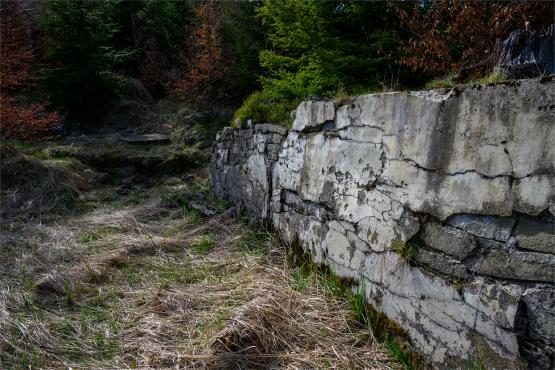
[0,113,405,369]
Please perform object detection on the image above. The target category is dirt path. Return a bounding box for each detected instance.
[1,138,405,369]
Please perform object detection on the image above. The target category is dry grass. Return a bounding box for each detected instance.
[206,271,398,370]
[0,148,403,369]
[0,144,87,221]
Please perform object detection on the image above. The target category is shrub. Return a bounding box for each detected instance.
[173,1,265,104]
[127,0,194,96]
[256,1,408,100]
[0,98,59,139]
[174,2,225,102]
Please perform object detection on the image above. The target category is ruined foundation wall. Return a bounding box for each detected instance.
[209,79,555,369]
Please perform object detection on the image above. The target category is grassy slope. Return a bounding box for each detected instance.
[0,138,405,369]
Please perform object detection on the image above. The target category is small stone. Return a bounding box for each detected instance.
[255,123,288,136]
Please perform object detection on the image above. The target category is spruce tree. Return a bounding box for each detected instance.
[40,0,131,121]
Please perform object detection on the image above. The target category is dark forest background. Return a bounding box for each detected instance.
[1,0,554,137]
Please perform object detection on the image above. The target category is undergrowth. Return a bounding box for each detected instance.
[475,70,507,84]
[288,259,415,369]
[425,74,455,89]
[232,91,298,128]
[236,224,278,256]
[192,233,217,254]
[424,70,508,91]
[1,135,405,369]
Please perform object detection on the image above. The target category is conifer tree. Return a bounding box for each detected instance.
[40,0,131,120]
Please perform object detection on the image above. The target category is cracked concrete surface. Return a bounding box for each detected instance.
[210,79,555,369]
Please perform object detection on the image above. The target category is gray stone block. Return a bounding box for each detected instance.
[447,214,517,242]
[471,248,555,282]
[421,221,477,260]
[414,248,471,279]
[515,217,555,255]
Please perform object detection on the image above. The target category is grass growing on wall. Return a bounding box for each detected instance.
[475,70,507,84]
[232,91,299,128]
[425,74,456,89]
[392,240,417,264]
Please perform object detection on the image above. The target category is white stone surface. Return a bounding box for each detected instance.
[210,79,555,369]
[292,100,336,132]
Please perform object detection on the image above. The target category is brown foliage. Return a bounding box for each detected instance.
[0,1,58,139]
[0,97,59,139]
[1,1,33,90]
[174,1,227,103]
[396,0,555,76]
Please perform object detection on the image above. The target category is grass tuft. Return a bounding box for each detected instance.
[80,226,120,244]
[425,74,455,89]
[474,70,507,84]
[236,226,276,256]
[192,233,217,254]
[392,240,417,264]
[468,354,487,370]
[334,83,351,103]
[455,279,464,294]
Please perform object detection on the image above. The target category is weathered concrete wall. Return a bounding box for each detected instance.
[209,79,555,369]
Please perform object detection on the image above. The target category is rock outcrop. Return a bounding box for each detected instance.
[494,24,555,78]
[209,79,555,369]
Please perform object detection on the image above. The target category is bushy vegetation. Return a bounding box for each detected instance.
[234,0,552,127]
[0,1,59,139]
[40,0,131,121]
[1,0,265,136]
[257,1,408,99]
[1,0,552,135]
[397,0,554,78]
[237,0,413,126]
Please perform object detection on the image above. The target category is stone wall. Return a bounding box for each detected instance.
[209,79,555,369]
